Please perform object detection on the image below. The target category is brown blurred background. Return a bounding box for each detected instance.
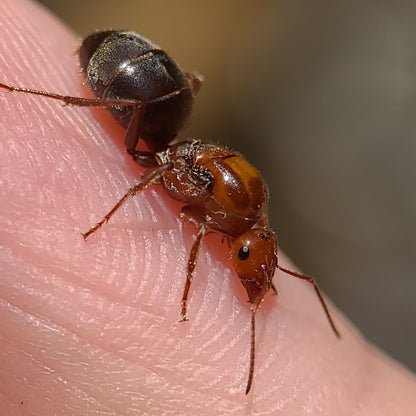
[38,0,416,372]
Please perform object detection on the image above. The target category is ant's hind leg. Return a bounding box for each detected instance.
[0,82,140,108]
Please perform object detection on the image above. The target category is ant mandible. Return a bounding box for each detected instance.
[0,30,340,394]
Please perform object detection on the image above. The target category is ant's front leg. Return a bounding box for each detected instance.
[180,206,207,321]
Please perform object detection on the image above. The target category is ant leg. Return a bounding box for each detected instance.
[123,108,159,169]
[131,151,159,169]
[278,266,340,338]
[124,87,192,157]
[125,107,145,156]
[180,222,207,321]
[271,283,278,295]
[0,82,140,108]
[245,308,257,395]
[82,162,172,239]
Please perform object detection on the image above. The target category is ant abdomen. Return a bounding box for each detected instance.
[80,30,198,153]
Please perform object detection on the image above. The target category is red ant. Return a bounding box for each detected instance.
[0,30,340,394]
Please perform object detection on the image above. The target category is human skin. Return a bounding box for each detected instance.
[0,0,415,415]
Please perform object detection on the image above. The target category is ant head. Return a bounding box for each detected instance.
[229,228,278,309]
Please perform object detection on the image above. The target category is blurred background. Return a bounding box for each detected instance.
[38,0,416,372]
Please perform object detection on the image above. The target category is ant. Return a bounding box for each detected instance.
[0,30,340,394]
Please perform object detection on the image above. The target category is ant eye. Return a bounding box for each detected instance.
[238,246,250,261]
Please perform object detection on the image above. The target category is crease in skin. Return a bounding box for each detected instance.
[0,353,113,415]
[1,292,175,404]
[4,211,184,309]
[0,300,114,411]
[1,224,140,309]
[3,205,244,393]
[1,232,182,367]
